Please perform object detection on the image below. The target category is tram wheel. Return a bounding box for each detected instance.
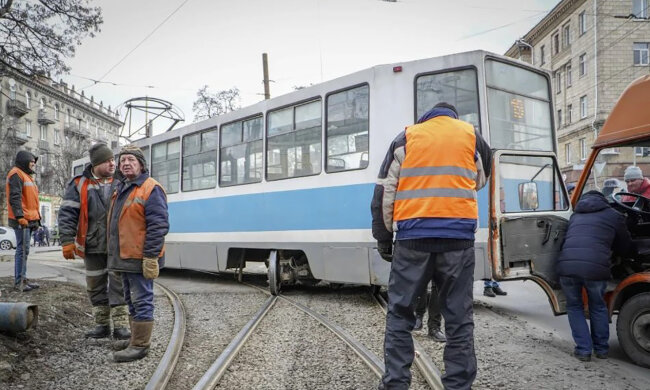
[268,250,280,295]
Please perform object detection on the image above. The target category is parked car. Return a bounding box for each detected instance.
[0,226,16,250]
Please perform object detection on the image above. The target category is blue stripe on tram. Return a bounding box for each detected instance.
[168,184,491,234]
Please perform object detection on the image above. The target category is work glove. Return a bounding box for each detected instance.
[377,240,393,262]
[62,243,76,260]
[17,218,28,228]
[142,257,159,279]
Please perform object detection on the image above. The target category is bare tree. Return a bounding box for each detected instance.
[192,85,241,122]
[40,135,91,196]
[0,0,103,77]
[0,114,27,223]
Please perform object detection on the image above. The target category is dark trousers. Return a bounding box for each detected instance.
[13,227,30,286]
[84,253,126,307]
[559,276,609,356]
[415,282,442,330]
[382,242,476,390]
[122,272,155,321]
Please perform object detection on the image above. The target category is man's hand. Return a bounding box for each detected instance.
[17,218,28,228]
[377,240,393,262]
[62,243,75,260]
[142,257,159,279]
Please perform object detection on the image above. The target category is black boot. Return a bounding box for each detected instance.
[113,327,131,340]
[428,328,446,343]
[492,285,507,296]
[85,324,110,338]
[413,315,423,331]
[483,287,496,297]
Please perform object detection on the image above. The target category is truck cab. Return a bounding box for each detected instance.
[489,75,650,368]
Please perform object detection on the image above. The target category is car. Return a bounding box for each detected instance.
[0,226,17,250]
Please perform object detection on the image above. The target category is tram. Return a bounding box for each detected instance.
[74,50,558,294]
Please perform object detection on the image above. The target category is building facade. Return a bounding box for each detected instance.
[505,0,650,185]
[0,67,122,227]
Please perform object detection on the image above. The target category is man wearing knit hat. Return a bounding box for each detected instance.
[622,166,650,202]
[108,144,169,362]
[58,143,130,340]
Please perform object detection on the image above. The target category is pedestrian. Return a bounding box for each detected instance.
[483,279,507,297]
[51,225,60,246]
[35,227,42,247]
[42,225,50,246]
[5,150,41,292]
[556,190,636,361]
[413,281,445,343]
[371,102,491,389]
[58,143,131,340]
[108,145,169,362]
[622,165,650,201]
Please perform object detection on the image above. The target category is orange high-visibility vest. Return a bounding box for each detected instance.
[73,176,113,258]
[110,177,166,260]
[5,167,40,221]
[394,116,478,221]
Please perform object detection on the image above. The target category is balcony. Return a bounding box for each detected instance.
[38,140,50,151]
[7,128,29,145]
[6,100,29,117]
[38,109,56,125]
[64,124,88,139]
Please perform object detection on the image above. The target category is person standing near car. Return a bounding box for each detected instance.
[371,102,491,390]
[556,190,637,361]
[108,145,168,362]
[5,151,41,292]
[58,143,130,340]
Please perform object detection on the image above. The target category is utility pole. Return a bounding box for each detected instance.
[262,53,271,100]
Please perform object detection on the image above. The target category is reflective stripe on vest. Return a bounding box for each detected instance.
[113,177,166,260]
[5,167,40,221]
[73,175,114,258]
[394,116,478,221]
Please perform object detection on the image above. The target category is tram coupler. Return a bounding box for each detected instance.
[0,302,39,333]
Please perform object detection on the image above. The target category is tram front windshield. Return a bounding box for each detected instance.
[485,60,554,152]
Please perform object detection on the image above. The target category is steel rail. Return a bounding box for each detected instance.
[32,260,187,390]
[244,282,385,378]
[192,295,278,390]
[373,290,444,390]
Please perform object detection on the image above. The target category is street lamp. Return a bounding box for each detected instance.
[516,39,535,65]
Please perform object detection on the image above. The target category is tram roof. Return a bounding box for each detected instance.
[593,75,650,149]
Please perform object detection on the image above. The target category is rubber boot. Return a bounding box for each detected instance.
[113,320,153,362]
[111,305,131,340]
[86,306,111,338]
[112,317,133,351]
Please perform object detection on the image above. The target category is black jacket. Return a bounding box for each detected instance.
[556,191,636,280]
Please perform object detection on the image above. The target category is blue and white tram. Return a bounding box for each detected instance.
[74,50,557,292]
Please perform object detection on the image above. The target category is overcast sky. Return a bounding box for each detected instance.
[62,0,561,134]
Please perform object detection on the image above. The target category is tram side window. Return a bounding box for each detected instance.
[326,85,369,172]
[267,100,322,180]
[416,68,480,132]
[151,139,180,194]
[219,116,263,186]
[183,128,218,191]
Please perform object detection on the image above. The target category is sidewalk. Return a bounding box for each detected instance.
[0,247,84,288]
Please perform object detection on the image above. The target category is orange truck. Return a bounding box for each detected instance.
[489,75,650,368]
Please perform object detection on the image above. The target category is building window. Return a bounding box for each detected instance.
[633,0,648,18]
[562,23,571,48]
[557,109,562,128]
[579,53,587,76]
[553,32,560,55]
[54,130,60,145]
[579,11,587,35]
[555,71,562,93]
[567,104,573,124]
[25,91,31,108]
[566,63,572,87]
[65,109,70,125]
[540,45,545,65]
[9,84,16,99]
[635,146,650,156]
[327,85,369,172]
[54,104,59,120]
[580,95,588,118]
[40,125,47,141]
[565,143,571,165]
[634,42,650,65]
[580,138,587,160]
[25,120,31,136]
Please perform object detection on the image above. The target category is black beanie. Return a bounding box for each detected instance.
[89,143,114,167]
[118,144,148,172]
[433,102,459,116]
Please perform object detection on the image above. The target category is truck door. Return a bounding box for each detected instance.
[489,150,572,315]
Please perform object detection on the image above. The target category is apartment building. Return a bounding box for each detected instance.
[505,0,650,185]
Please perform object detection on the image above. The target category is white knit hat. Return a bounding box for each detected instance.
[624,166,643,181]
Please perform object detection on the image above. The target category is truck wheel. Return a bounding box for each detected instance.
[617,292,650,368]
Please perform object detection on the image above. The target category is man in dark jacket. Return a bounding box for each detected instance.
[556,190,636,361]
[108,145,168,362]
[371,103,491,390]
[5,151,41,292]
[58,143,130,340]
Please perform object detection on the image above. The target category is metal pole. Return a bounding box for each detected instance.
[262,53,270,100]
